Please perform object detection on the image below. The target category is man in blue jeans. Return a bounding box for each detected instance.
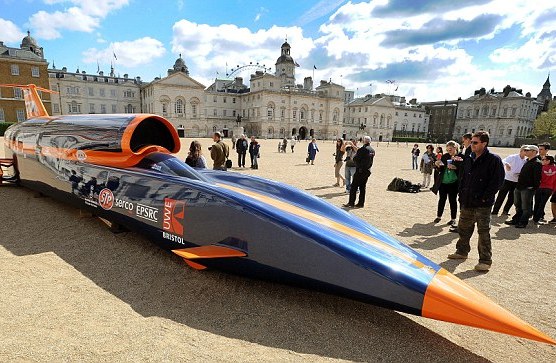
[505,145,542,228]
[447,131,504,272]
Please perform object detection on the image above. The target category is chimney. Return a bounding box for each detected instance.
[303,76,313,90]
[503,85,511,97]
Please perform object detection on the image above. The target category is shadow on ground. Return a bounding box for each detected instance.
[0,188,489,363]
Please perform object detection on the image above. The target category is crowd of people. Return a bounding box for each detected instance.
[410,135,555,272]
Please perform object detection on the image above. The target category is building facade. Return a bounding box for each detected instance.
[0,32,51,122]
[142,41,346,140]
[48,66,142,116]
[453,86,541,146]
[422,100,460,143]
[344,94,428,142]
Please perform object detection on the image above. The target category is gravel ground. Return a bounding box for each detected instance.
[1,136,555,362]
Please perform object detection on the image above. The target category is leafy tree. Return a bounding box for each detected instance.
[533,101,556,138]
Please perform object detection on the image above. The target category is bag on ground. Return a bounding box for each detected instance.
[387,177,420,193]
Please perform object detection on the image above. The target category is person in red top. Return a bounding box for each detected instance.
[533,155,556,224]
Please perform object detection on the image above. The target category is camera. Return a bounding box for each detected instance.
[208,146,212,150]
[346,146,352,150]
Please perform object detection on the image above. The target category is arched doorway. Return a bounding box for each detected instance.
[292,128,297,136]
[379,134,383,142]
[309,128,314,138]
[299,126,307,140]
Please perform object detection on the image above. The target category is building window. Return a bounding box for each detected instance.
[31,67,40,77]
[100,104,106,113]
[11,64,19,75]
[68,101,81,114]
[0,108,4,121]
[16,110,25,121]
[14,88,23,99]
[213,109,217,116]
[89,104,95,113]
[175,99,184,115]
[112,104,117,113]
[99,88,105,97]
[232,98,236,103]
[88,87,94,96]
[213,96,217,102]
[223,97,227,103]
[191,104,197,118]
[162,103,168,116]
[508,128,512,135]
[124,89,135,98]
[110,89,116,97]
[293,110,297,119]
[223,109,227,116]
[125,104,134,113]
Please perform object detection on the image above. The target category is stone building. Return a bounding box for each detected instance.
[536,74,552,113]
[344,94,428,142]
[48,65,142,116]
[422,100,460,143]
[142,41,346,140]
[0,32,51,122]
[453,86,541,146]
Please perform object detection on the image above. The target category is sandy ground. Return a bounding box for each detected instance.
[1,136,555,362]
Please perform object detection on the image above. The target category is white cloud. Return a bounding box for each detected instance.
[0,18,25,43]
[296,0,347,26]
[82,37,166,68]
[29,0,129,39]
[171,20,315,83]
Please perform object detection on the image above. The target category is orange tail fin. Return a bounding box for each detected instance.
[0,84,57,119]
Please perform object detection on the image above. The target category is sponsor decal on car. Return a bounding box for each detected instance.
[136,203,158,222]
[98,188,114,210]
[163,198,185,235]
[76,150,87,162]
[162,231,185,244]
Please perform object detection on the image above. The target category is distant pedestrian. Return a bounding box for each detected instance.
[344,136,375,208]
[420,144,436,188]
[491,145,527,216]
[532,155,555,224]
[210,131,230,171]
[248,136,261,169]
[281,137,288,153]
[505,145,542,228]
[307,138,319,165]
[461,133,472,157]
[231,134,237,150]
[236,134,248,168]
[185,140,208,168]
[333,138,346,187]
[411,144,420,170]
[342,140,357,193]
[448,131,504,272]
[290,136,296,152]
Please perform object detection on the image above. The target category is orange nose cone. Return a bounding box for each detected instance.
[422,269,555,345]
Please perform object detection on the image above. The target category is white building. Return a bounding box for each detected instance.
[344,94,428,141]
[48,66,142,116]
[141,41,346,140]
[453,86,541,146]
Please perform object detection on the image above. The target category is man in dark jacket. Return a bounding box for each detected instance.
[344,136,375,208]
[448,131,504,272]
[235,134,248,168]
[505,145,542,228]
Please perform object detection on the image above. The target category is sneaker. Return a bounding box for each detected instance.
[502,211,511,216]
[333,183,340,187]
[433,217,441,223]
[449,226,459,233]
[549,219,556,224]
[539,218,547,223]
[534,220,546,225]
[447,219,456,226]
[447,252,468,259]
[474,263,491,272]
[504,220,516,225]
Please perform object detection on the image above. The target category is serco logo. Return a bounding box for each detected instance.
[98,188,114,210]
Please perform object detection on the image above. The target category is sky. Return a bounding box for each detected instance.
[1,0,555,102]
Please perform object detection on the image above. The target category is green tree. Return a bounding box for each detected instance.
[533,101,556,138]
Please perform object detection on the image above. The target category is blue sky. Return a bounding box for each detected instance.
[1,0,554,102]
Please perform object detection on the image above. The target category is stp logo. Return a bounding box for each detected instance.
[98,188,115,210]
[163,198,185,235]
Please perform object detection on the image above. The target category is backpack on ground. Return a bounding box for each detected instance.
[387,177,420,193]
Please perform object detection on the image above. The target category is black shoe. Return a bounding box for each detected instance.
[354,204,364,208]
[343,203,354,208]
[491,211,498,215]
[515,224,526,228]
[504,220,516,225]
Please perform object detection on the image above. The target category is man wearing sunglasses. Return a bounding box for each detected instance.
[448,131,504,272]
